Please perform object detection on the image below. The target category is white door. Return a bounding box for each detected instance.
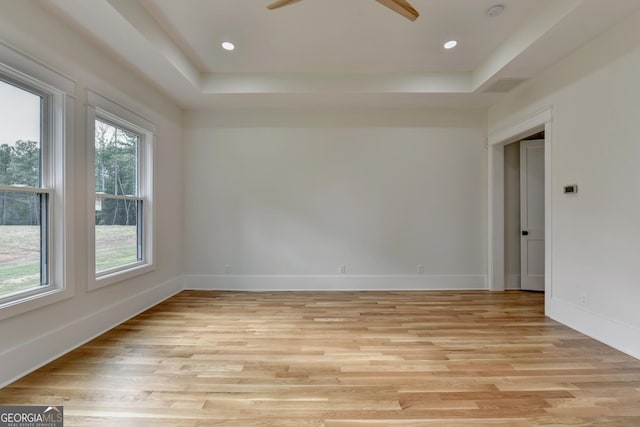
[520,140,545,291]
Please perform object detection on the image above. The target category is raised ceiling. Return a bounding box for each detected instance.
[146,0,549,74]
[40,0,640,108]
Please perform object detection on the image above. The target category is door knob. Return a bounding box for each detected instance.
[522,230,529,236]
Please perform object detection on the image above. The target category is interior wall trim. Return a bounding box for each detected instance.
[184,274,488,291]
[548,297,640,360]
[487,105,553,297]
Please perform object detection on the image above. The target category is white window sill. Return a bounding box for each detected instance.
[89,263,155,291]
[0,286,73,321]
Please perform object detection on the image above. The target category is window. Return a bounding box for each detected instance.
[0,79,49,300]
[94,119,142,273]
[87,92,154,289]
[0,50,74,319]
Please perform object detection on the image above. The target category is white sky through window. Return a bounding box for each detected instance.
[0,80,41,146]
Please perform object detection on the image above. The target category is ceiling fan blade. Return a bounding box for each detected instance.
[376,0,420,21]
[266,0,303,10]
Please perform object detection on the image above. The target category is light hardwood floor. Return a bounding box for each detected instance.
[1,290,640,426]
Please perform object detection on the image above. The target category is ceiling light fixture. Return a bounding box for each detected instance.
[221,41,235,51]
[443,40,458,50]
[487,4,505,17]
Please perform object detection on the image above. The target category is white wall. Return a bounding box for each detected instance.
[0,1,184,386]
[489,8,640,357]
[184,109,487,290]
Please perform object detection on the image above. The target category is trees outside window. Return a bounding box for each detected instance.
[1,48,73,320]
[94,119,141,273]
[0,79,48,300]
[87,91,154,290]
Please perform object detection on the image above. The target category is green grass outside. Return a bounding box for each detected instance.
[96,244,138,273]
[0,261,40,296]
[1,225,137,298]
[0,225,40,297]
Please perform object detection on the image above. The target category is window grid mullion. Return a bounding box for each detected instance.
[95,194,143,202]
[0,185,53,194]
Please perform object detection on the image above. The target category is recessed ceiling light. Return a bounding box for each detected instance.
[221,41,235,51]
[487,4,505,17]
[443,40,458,50]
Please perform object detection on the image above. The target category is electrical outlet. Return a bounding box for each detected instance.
[339,265,346,274]
[224,264,231,274]
[417,264,425,274]
[580,293,588,306]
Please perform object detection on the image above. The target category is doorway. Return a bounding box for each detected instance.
[487,107,552,310]
[504,132,545,291]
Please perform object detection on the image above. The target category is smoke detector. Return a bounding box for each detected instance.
[487,4,505,17]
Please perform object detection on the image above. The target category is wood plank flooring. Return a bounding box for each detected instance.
[1,290,640,426]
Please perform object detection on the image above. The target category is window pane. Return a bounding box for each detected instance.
[95,197,141,273]
[0,191,44,298]
[0,80,42,187]
[95,119,139,197]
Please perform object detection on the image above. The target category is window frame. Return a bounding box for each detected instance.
[0,75,51,296]
[0,44,74,321]
[86,91,155,291]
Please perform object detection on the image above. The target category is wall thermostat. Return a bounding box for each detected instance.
[563,184,578,194]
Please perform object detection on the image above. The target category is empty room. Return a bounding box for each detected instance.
[1,0,640,425]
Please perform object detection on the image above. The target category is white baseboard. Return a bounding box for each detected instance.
[505,274,521,290]
[0,276,183,388]
[184,274,488,291]
[547,296,640,360]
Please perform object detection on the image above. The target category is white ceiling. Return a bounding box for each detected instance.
[39,0,640,109]
[146,0,552,74]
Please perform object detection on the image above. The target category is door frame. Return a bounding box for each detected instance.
[487,107,553,309]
